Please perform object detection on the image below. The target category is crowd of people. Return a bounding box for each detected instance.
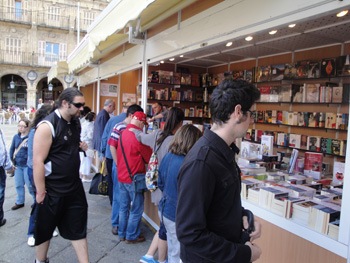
[0,79,263,263]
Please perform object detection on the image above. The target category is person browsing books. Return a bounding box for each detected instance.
[176,79,262,263]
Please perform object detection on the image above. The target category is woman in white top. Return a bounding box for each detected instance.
[80,111,95,182]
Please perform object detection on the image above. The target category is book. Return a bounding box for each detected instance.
[336,55,350,76]
[259,87,270,102]
[292,84,304,102]
[277,111,283,124]
[279,85,292,102]
[296,60,309,78]
[307,136,321,152]
[271,64,285,81]
[292,200,320,226]
[261,135,274,156]
[307,112,319,127]
[159,70,173,84]
[264,110,272,123]
[173,73,181,85]
[289,134,301,148]
[320,137,328,153]
[259,186,289,210]
[181,73,191,85]
[331,139,342,155]
[341,113,349,130]
[325,86,333,102]
[318,112,326,128]
[257,110,264,123]
[283,184,316,198]
[277,133,288,146]
[271,110,277,124]
[269,86,279,102]
[240,141,261,158]
[304,152,323,179]
[259,65,271,82]
[328,219,340,239]
[332,86,343,103]
[300,135,308,150]
[287,149,299,174]
[308,62,321,78]
[321,58,336,77]
[305,84,320,103]
[284,63,298,79]
[325,112,336,129]
[335,113,342,129]
[333,161,345,184]
[308,204,341,234]
[241,178,263,200]
[191,73,200,87]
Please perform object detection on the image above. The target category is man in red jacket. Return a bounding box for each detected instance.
[117,111,152,243]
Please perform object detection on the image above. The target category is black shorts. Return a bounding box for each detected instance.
[34,186,88,246]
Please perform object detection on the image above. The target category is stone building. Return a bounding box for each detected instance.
[0,0,109,109]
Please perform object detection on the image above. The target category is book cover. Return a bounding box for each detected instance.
[319,112,326,128]
[284,63,298,79]
[331,139,342,155]
[277,133,288,146]
[325,112,336,129]
[159,70,173,84]
[289,134,301,148]
[259,65,271,82]
[320,138,328,153]
[271,64,285,81]
[271,110,277,124]
[173,73,181,85]
[332,86,343,103]
[279,85,292,102]
[255,130,263,142]
[333,161,345,184]
[305,84,320,103]
[335,113,342,129]
[287,112,294,125]
[245,129,253,141]
[269,86,279,102]
[181,73,191,85]
[307,136,321,152]
[321,58,336,77]
[264,110,272,123]
[259,86,270,102]
[308,62,321,78]
[261,135,274,156]
[341,113,349,130]
[191,73,200,87]
[336,55,350,77]
[296,60,310,78]
[297,112,305,126]
[292,85,304,102]
[300,135,308,150]
[257,110,264,123]
[304,152,323,179]
[277,111,283,124]
[308,112,319,127]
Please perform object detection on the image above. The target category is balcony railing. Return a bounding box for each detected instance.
[36,13,71,29]
[0,50,67,68]
[0,6,32,24]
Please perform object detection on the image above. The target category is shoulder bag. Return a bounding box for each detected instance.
[120,133,147,193]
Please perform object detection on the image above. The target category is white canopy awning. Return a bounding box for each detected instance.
[47,61,69,83]
[67,0,196,74]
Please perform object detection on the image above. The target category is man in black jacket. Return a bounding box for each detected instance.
[176,79,262,263]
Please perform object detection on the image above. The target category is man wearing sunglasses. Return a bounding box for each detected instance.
[33,88,89,263]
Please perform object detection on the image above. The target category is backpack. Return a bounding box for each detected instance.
[145,137,163,192]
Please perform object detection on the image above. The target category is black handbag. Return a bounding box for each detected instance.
[120,133,147,193]
[89,160,108,196]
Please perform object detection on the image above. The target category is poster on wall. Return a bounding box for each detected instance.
[101,83,118,97]
[122,93,136,103]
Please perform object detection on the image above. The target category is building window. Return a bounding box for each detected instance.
[45,43,59,62]
[5,38,22,63]
[48,6,60,21]
[15,1,22,18]
[83,11,95,25]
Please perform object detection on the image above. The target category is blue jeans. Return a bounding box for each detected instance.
[27,167,36,236]
[111,164,120,227]
[14,166,35,205]
[0,167,6,222]
[118,182,144,240]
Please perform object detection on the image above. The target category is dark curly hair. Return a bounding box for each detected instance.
[209,79,260,125]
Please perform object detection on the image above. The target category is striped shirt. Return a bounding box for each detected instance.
[107,121,127,147]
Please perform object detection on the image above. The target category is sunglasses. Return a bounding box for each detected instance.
[71,102,85,108]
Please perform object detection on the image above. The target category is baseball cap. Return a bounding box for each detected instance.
[132,111,148,125]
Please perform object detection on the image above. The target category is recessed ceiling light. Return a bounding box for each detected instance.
[169,58,175,61]
[288,24,296,28]
[226,41,233,47]
[180,55,184,58]
[160,60,164,64]
[337,10,348,17]
[269,30,277,35]
[245,36,253,41]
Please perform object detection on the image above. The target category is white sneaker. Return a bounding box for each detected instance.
[52,230,58,237]
[27,236,35,247]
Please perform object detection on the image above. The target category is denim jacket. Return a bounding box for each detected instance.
[10,133,29,167]
[158,152,185,222]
